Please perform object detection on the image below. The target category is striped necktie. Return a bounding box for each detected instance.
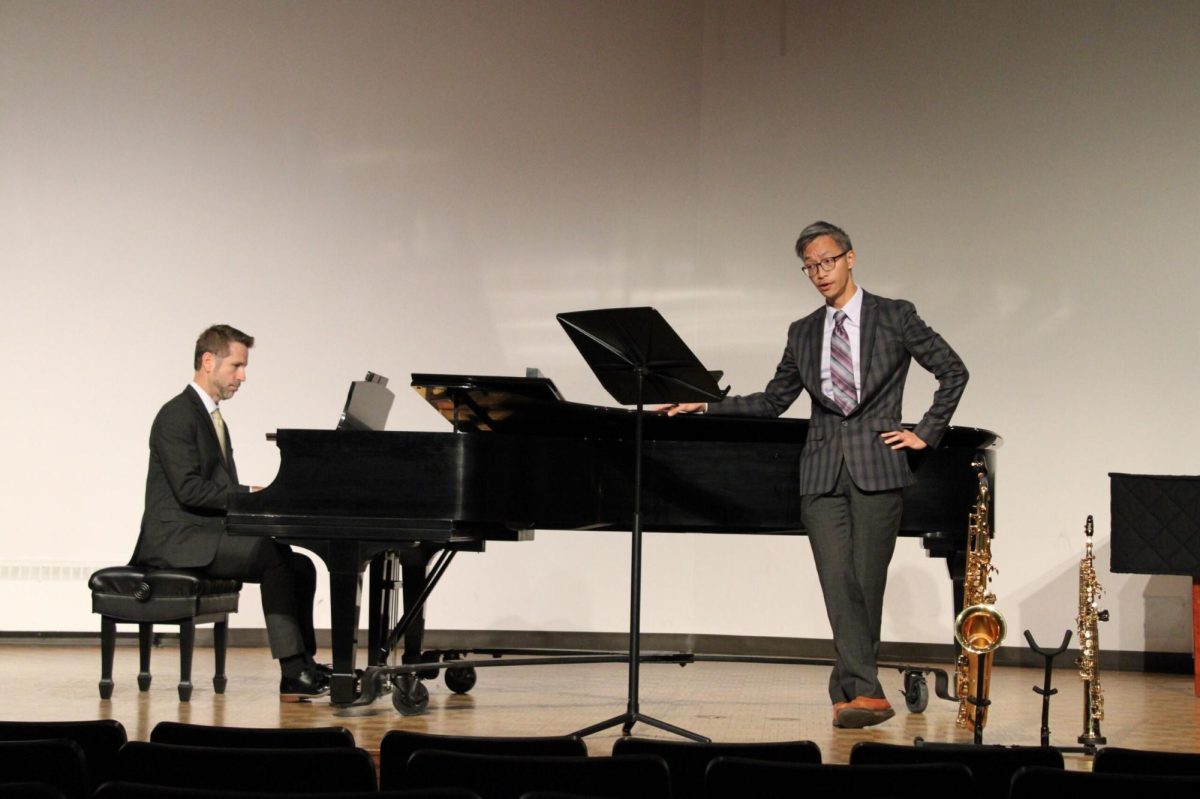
[211,408,228,461]
[830,310,857,415]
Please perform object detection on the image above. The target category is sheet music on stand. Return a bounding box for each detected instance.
[337,371,394,432]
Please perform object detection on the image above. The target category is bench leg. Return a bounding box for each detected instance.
[99,616,116,699]
[138,622,153,691]
[213,617,228,694]
[178,620,195,702]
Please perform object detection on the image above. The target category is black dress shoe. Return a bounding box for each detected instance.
[280,667,330,703]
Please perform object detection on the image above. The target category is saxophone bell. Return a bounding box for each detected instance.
[955,603,1007,655]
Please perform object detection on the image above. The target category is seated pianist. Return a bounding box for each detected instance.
[130,324,329,701]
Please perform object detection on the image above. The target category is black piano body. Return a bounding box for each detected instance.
[228,373,1000,705]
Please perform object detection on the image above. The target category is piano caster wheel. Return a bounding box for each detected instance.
[444,666,477,694]
[903,671,929,714]
[392,673,430,716]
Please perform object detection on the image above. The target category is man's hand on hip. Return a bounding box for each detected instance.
[881,429,927,450]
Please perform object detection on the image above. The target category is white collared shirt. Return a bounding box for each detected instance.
[820,286,863,404]
[190,382,219,415]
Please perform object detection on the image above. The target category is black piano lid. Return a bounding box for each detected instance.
[410,372,1001,450]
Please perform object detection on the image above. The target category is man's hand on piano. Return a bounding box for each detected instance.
[881,429,927,450]
[656,402,706,416]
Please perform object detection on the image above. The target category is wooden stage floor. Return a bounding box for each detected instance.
[3,644,1196,768]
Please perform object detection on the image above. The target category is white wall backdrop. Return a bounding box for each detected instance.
[2,0,1197,656]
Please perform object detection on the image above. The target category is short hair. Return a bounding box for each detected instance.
[795,221,853,259]
[193,324,254,370]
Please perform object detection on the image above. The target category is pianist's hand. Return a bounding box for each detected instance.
[656,403,706,416]
[881,430,927,450]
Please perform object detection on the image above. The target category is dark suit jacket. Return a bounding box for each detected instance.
[708,291,968,495]
[133,386,248,568]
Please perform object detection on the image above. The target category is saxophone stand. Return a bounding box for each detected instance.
[1024,629,1071,748]
[557,307,726,743]
[968,694,991,745]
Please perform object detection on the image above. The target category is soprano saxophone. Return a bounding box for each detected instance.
[954,461,1006,731]
[1077,515,1108,747]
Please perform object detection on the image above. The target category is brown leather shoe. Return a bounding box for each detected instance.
[835,696,895,729]
[831,701,850,727]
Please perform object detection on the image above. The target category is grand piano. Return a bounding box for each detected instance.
[227,373,1000,706]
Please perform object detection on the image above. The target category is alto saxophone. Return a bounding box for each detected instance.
[954,461,1006,731]
[1077,515,1108,746]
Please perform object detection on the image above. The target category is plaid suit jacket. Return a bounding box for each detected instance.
[707,291,968,494]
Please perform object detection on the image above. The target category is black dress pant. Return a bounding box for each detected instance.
[207,534,317,661]
[801,461,904,703]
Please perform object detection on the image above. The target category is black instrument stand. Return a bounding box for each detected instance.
[558,307,726,742]
[969,657,988,743]
[1024,628,1100,754]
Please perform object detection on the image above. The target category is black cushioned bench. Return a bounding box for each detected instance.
[89,566,241,701]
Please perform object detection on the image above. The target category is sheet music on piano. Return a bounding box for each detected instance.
[337,372,394,432]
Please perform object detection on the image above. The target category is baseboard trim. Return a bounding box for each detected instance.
[3,629,1191,675]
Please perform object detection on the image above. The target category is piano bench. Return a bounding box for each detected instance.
[88,566,241,702]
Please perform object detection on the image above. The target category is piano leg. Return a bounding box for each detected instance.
[946,549,967,651]
[322,539,369,707]
[399,545,435,665]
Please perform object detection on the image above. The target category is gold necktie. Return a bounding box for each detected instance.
[211,408,228,461]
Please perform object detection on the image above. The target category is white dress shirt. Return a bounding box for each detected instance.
[820,286,863,404]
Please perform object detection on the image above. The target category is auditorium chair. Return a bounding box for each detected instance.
[0,719,126,792]
[704,758,973,799]
[404,751,671,799]
[1092,746,1200,775]
[849,740,1062,799]
[0,784,65,799]
[0,739,89,799]
[1010,765,1200,797]
[379,731,588,790]
[149,721,354,748]
[612,736,821,799]
[95,787,481,799]
[89,565,241,701]
[114,741,377,793]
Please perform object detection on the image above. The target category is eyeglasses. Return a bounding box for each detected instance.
[801,251,848,276]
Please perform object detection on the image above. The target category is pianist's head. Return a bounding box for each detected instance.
[194,324,254,403]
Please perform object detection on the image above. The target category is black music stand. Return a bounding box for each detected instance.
[557,307,727,742]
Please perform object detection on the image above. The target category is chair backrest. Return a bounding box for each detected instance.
[0,739,89,799]
[850,741,1062,799]
[1010,765,1200,797]
[0,783,66,799]
[379,731,587,790]
[0,719,127,791]
[705,758,973,799]
[150,721,354,748]
[1092,746,1200,776]
[95,786,481,799]
[613,737,820,799]
[115,741,376,793]
[405,751,670,799]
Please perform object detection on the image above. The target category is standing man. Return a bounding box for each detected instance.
[133,324,329,701]
[666,221,968,728]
